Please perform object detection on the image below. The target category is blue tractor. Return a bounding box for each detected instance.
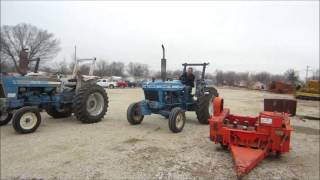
[0,50,108,134]
[127,45,218,133]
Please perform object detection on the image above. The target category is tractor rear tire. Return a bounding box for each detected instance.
[196,94,214,124]
[12,107,41,134]
[127,102,144,125]
[73,84,108,123]
[0,112,13,126]
[168,107,186,133]
[46,105,72,118]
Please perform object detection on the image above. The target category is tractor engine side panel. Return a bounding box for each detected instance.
[0,75,69,111]
[142,80,185,112]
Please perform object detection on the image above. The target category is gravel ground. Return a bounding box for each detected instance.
[1,87,319,180]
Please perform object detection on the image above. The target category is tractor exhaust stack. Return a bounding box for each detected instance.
[161,44,166,81]
[18,49,41,75]
[19,48,29,76]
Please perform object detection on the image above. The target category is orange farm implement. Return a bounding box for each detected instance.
[209,97,292,178]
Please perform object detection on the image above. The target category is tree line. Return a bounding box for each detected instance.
[215,70,298,86]
[49,59,150,80]
[1,23,319,85]
[0,23,151,80]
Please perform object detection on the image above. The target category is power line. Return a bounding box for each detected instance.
[305,65,311,82]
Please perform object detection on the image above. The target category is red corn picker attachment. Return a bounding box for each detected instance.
[209,97,293,178]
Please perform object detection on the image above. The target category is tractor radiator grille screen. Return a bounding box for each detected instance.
[144,91,159,101]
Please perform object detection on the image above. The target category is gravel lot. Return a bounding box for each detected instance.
[1,87,319,180]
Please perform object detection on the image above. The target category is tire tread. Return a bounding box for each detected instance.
[72,84,108,123]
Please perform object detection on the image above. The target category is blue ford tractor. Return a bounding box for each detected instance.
[127,45,218,133]
[0,49,108,134]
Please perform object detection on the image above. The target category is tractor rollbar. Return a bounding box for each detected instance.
[182,63,209,81]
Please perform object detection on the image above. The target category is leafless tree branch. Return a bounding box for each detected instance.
[0,23,60,73]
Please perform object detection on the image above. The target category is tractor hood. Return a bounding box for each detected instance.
[142,80,184,91]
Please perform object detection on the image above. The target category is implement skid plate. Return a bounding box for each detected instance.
[230,145,267,178]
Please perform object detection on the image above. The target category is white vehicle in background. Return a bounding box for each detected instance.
[97,79,117,88]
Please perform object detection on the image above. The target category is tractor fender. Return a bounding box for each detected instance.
[0,98,8,114]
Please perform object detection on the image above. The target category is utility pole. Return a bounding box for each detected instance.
[305,65,310,82]
[73,45,77,77]
[74,45,77,62]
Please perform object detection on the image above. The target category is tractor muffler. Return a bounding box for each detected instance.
[161,44,166,81]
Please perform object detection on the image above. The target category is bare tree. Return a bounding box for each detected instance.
[216,70,224,85]
[172,70,182,78]
[54,60,69,74]
[0,23,60,73]
[311,69,320,80]
[284,69,299,84]
[127,62,149,80]
[165,69,182,80]
[40,66,55,74]
[152,70,161,79]
[252,72,271,85]
[95,59,111,77]
[68,61,75,74]
[205,73,215,80]
[193,70,202,80]
[0,60,15,73]
[109,61,125,76]
[79,65,90,75]
[224,71,237,86]
[270,74,285,82]
[238,72,249,82]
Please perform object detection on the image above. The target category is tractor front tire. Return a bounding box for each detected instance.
[168,107,186,133]
[46,105,72,118]
[127,102,144,125]
[73,84,109,123]
[12,107,41,134]
[0,112,13,126]
[196,94,214,124]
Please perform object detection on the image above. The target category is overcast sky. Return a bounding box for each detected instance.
[1,1,319,77]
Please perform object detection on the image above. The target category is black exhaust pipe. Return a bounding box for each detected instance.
[161,44,166,81]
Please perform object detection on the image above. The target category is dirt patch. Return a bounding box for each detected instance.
[297,115,320,120]
[154,126,161,131]
[123,138,143,144]
[1,88,319,179]
[293,126,320,135]
[140,146,160,153]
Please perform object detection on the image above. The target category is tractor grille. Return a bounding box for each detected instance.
[144,91,159,101]
[0,84,4,98]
